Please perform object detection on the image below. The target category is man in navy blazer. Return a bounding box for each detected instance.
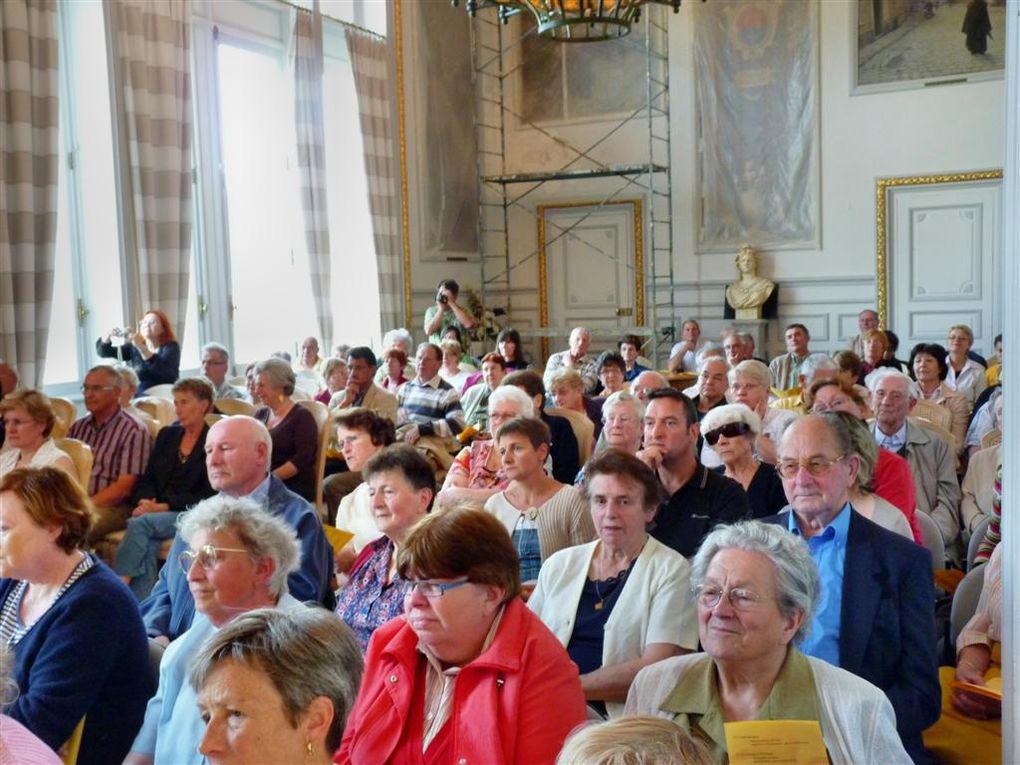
[765,413,940,764]
[140,416,334,643]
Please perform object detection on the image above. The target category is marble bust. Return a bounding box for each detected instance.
[726,245,776,320]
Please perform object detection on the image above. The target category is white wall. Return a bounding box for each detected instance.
[403,1,1005,359]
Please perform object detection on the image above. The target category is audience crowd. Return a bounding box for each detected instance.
[0,301,1006,764]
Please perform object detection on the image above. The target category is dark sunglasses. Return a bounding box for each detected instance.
[704,422,751,446]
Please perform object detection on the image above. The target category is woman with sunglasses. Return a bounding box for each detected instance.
[338,506,587,765]
[123,494,302,765]
[334,445,434,651]
[700,404,787,519]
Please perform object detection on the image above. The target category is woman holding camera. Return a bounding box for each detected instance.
[97,309,180,392]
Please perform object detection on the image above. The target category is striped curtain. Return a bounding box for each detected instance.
[108,0,192,337]
[293,9,333,350]
[345,27,403,333]
[0,0,59,387]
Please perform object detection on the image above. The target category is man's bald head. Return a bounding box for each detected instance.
[205,416,273,496]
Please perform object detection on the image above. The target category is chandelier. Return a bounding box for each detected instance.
[450,0,690,42]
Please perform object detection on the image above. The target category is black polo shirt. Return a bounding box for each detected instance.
[649,464,750,558]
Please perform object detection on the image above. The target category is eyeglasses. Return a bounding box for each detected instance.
[404,578,470,598]
[179,544,249,573]
[704,422,751,446]
[694,584,770,611]
[81,384,118,394]
[775,455,846,479]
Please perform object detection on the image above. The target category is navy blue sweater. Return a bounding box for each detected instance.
[1,557,155,765]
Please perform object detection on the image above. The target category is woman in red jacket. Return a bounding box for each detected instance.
[337,506,587,765]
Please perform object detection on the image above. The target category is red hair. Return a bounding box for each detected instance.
[142,309,177,344]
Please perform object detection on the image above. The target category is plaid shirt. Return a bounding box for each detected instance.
[543,351,598,394]
[397,376,464,439]
[67,408,151,496]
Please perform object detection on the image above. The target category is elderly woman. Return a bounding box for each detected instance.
[728,360,796,465]
[836,413,915,541]
[945,324,987,406]
[833,349,865,387]
[556,715,713,765]
[123,495,303,765]
[809,378,921,543]
[252,357,318,502]
[380,347,410,392]
[625,521,911,764]
[460,352,507,432]
[0,390,75,478]
[484,417,595,585]
[437,385,533,508]
[910,342,970,450]
[596,351,628,398]
[438,338,476,392]
[550,368,603,438]
[338,506,588,764]
[701,404,786,519]
[114,378,217,600]
[529,451,697,718]
[316,357,348,406]
[191,608,363,765]
[0,468,154,765]
[97,309,180,392]
[332,409,396,568]
[923,544,1002,763]
[600,391,644,454]
[335,445,435,650]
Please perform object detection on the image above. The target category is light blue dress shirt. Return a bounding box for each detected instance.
[788,503,851,667]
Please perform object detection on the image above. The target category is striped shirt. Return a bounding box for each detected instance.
[1,554,94,648]
[397,376,464,439]
[67,409,151,496]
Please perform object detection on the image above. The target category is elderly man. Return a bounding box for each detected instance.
[639,389,748,558]
[769,323,813,391]
[424,278,478,344]
[124,496,304,765]
[544,326,598,395]
[721,329,751,367]
[848,309,879,357]
[867,368,962,564]
[630,369,670,403]
[68,365,151,542]
[667,319,703,373]
[692,357,729,419]
[396,343,465,447]
[140,415,334,644]
[200,342,242,400]
[329,346,397,422]
[768,413,939,764]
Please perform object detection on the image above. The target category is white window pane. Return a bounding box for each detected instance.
[46,125,80,387]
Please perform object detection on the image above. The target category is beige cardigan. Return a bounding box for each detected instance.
[483,485,595,564]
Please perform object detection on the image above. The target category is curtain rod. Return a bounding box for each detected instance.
[272,0,386,40]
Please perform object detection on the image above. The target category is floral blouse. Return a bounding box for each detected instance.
[335,537,409,651]
[447,439,509,490]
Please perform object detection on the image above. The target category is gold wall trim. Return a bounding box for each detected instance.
[536,199,644,358]
[875,169,1002,328]
[394,0,412,328]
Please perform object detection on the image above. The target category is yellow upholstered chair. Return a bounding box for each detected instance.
[215,398,256,417]
[49,397,77,439]
[546,406,595,465]
[59,716,85,765]
[296,399,332,519]
[135,397,175,431]
[143,383,175,400]
[54,438,93,491]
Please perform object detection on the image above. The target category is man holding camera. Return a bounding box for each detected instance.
[423,278,478,344]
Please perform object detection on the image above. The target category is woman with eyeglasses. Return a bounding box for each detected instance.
[626,520,910,764]
[701,404,787,519]
[123,494,303,765]
[0,467,154,765]
[337,506,587,765]
[334,445,434,651]
[529,451,697,719]
[0,390,75,479]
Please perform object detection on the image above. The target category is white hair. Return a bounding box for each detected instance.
[601,390,645,421]
[382,328,414,354]
[696,348,727,373]
[801,354,839,380]
[728,359,770,388]
[864,367,920,399]
[700,403,762,437]
[488,385,535,418]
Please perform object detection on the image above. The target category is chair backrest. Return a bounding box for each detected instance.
[950,563,986,647]
[135,397,175,431]
[914,510,945,573]
[546,406,595,465]
[143,383,175,400]
[49,397,77,439]
[967,515,993,571]
[54,438,93,490]
[205,413,224,427]
[911,399,952,433]
[60,716,86,765]
[215,398,257,417]
[981,428,1001,449]
[296,399,331,519]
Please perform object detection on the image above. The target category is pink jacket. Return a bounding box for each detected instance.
[336,597,587,765]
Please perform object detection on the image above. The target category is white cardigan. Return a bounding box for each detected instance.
[625,652,911,765]
[528,536,698,718]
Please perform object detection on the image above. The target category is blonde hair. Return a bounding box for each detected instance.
[556,716,714,765]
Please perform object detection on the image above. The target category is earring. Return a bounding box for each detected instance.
[306,740,313,756]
